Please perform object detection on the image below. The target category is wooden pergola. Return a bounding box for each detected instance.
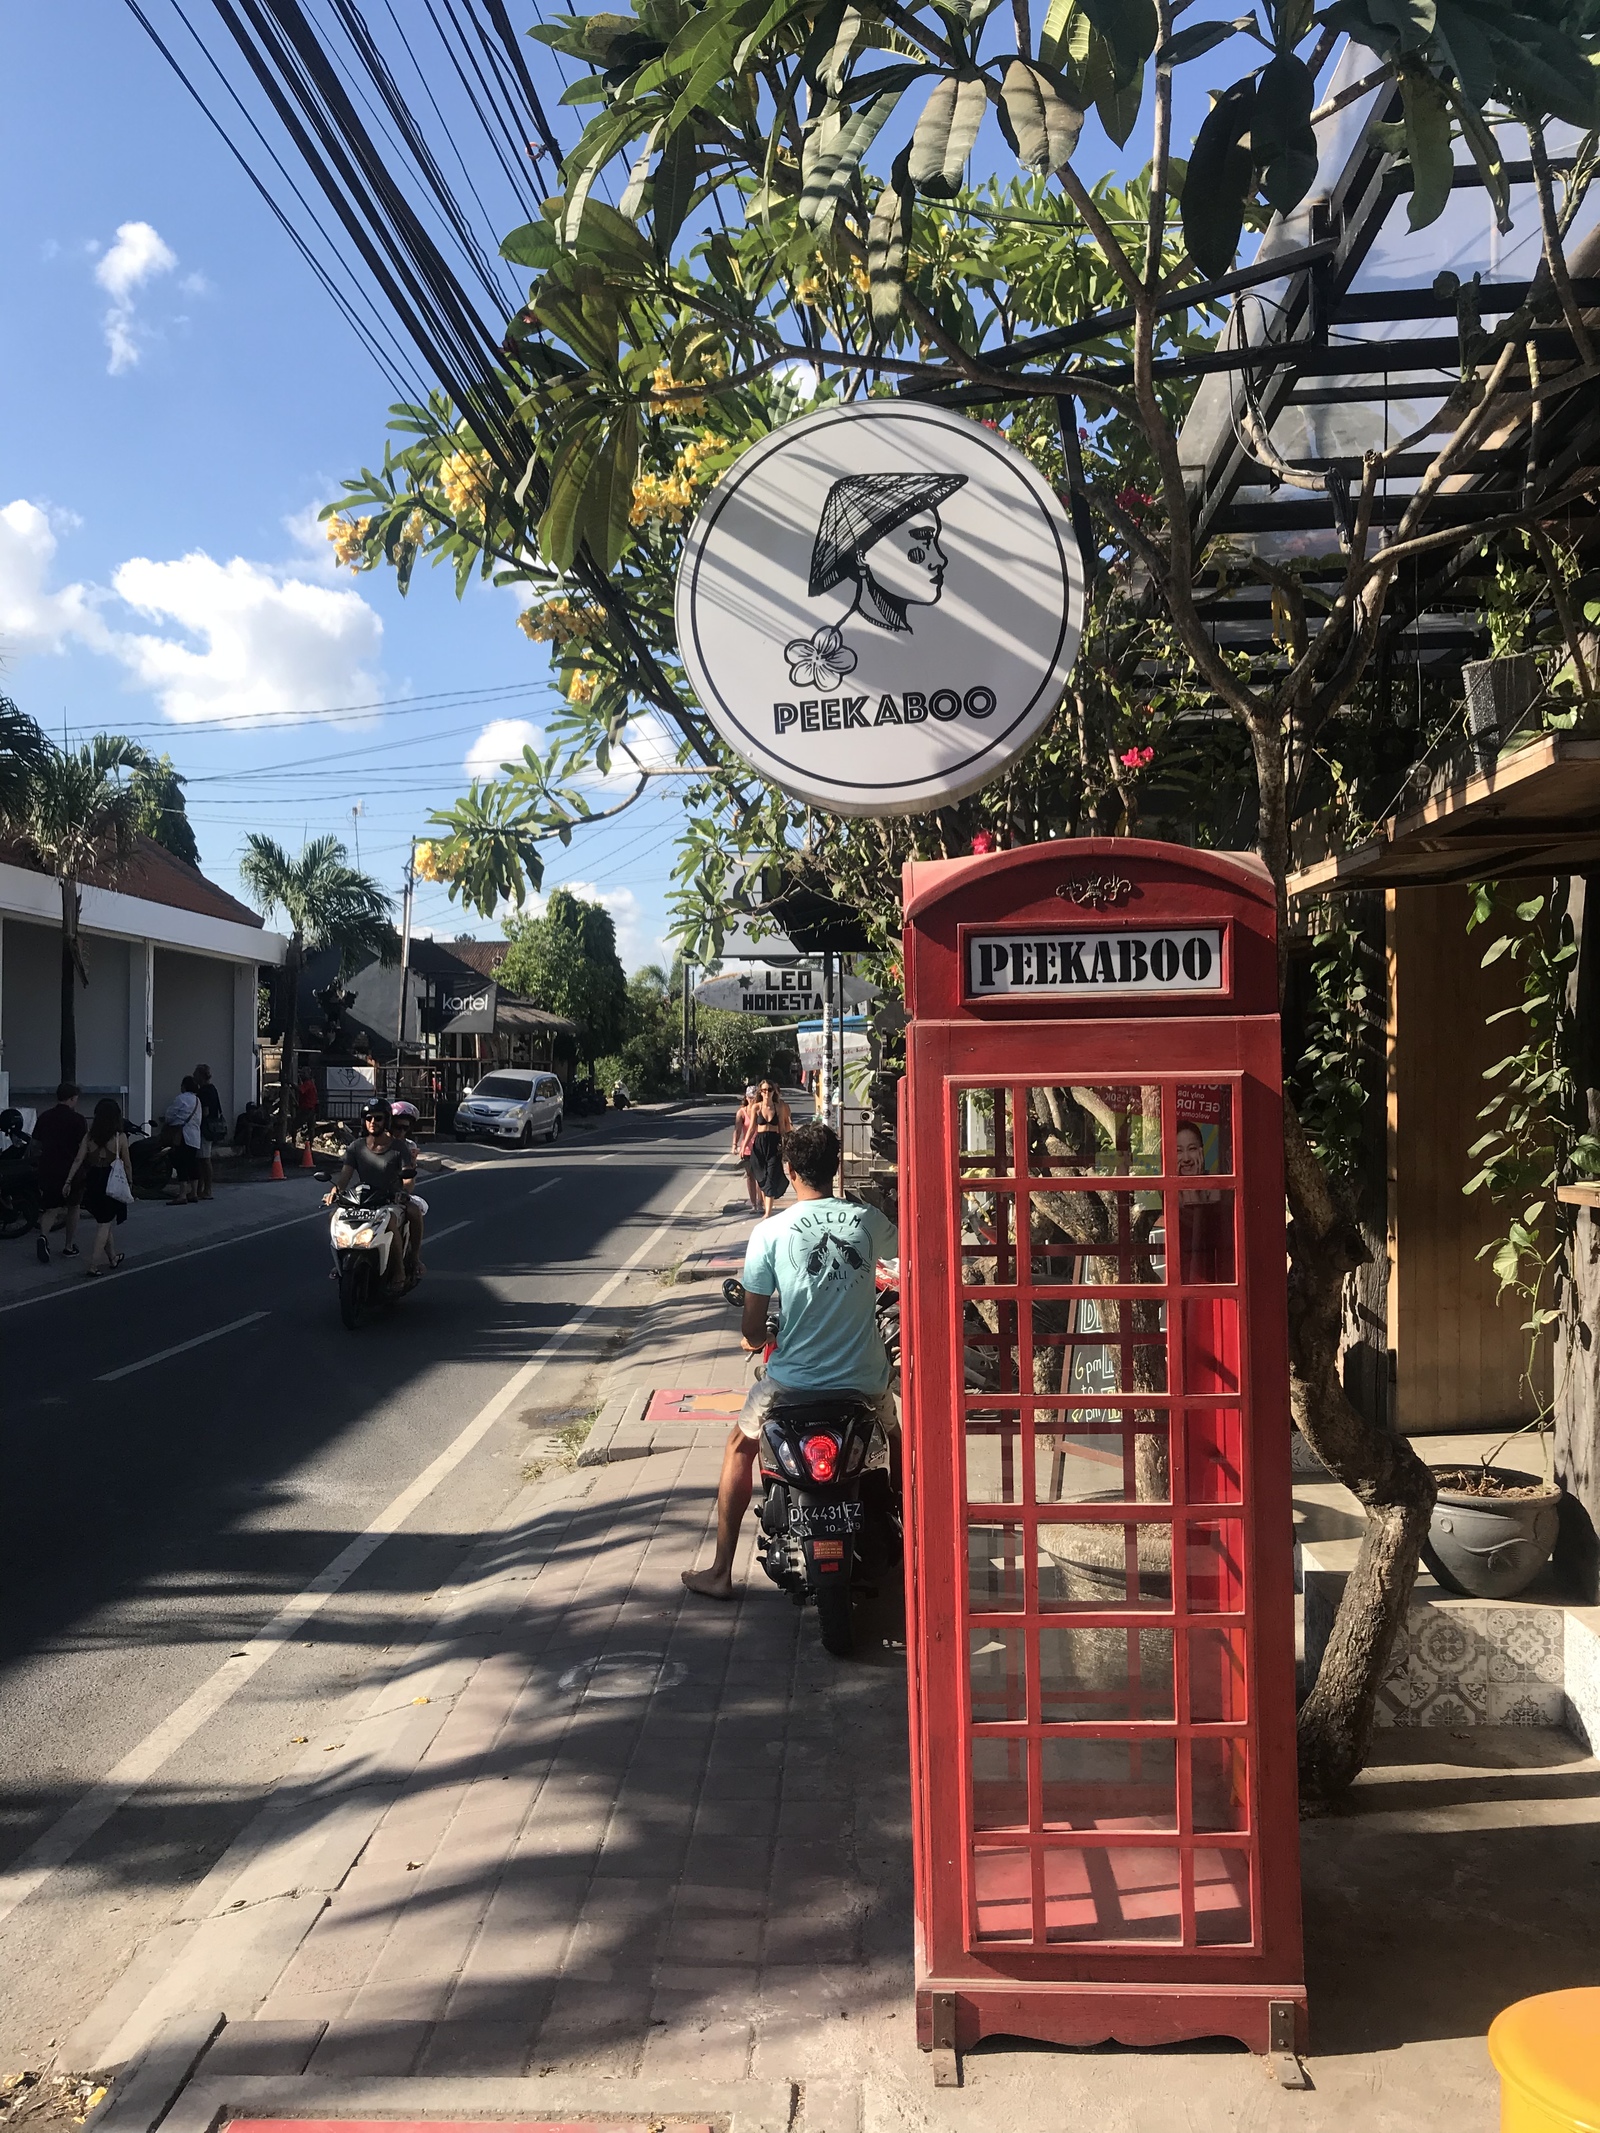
[1287,735,1600,897]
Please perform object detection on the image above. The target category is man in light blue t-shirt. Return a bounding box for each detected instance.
[682,1118,898,1601]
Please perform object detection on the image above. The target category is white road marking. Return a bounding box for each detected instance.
[425,1220,470,1244]
[96,1312,270,1383]
[0,1155,732,1926]
[0,1158,576,1315]
[0,1202,329,1314]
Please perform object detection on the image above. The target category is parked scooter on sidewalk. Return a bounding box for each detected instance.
[327,1186,411,1328]
[753,1390,902,1655]
[0,1109,41,1240]
[724,1265,904,1655]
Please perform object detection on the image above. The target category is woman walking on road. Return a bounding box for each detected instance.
[64,1099,132,1277]
[747,1080,794,1218]
[732,1084,762,1212]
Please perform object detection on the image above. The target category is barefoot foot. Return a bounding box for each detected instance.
[681,1567,736,1601]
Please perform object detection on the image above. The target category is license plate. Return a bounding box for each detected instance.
[792,1499,862,1537]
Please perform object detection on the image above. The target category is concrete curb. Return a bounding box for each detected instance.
[155,2071,794,2133]
[574,1385,652,1465]
[90,2011,224,2133]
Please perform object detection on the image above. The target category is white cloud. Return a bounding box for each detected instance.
[0,498,386,728]
[465,717,543,781]
[109,552,383,725]
[0,500,108,657]
[94,220,178,374]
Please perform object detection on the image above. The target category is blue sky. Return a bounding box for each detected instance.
[0,3,686,971]
[0,6,1230,976]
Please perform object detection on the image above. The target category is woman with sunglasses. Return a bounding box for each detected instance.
[746,1080,793,1219]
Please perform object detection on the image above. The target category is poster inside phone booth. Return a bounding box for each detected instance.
[898,839,1305,2059]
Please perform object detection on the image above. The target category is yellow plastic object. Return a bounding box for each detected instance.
[1489,1989,1600,2133]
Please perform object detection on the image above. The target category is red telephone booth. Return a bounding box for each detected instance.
[899,838,1304,2059]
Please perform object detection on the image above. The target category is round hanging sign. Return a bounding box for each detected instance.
[675,400,1085,816]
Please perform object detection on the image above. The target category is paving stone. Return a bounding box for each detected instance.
[639,1993,753,2080]
[305,2015,430,2075]
[415,2015,536,2076]
[200,2019,327,2076]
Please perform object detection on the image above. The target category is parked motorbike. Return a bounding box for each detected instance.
[127,1125,174,1199]
[0,1110,40,1240]
[612,1083,632,1110]
[754,1391,901,1655]
[328,1186,411,1328]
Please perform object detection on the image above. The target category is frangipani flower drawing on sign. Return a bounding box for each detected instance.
[785,624,858,690]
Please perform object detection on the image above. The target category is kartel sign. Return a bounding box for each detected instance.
[675,401,1085,815]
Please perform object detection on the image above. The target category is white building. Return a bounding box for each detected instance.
[0,839,287,1131]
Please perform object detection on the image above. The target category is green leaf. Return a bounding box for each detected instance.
[997,57,1085,173]
[907,71,989,198]
[1368,0,1436,50]
[559,74,611,105]
[582,403,642,571]
[1157,16,1246,64]
[618,121,665,220]
[1038,0,1092,73]
[1492,1241,1522,1287]
[1482,933,1515,966]
[1397,66,1454,229]
[800,86,909,225]
[1516,894,1546,921]
[1095,57,1144,144]
[868,151,913,333]
[1077,0,1158,80]
[1182,78,1255,278]
[1253,52,1317,214]
[652,126,700,255]
[501,220,560,269]
[540,414,608,571]
[1449,86,1511,234]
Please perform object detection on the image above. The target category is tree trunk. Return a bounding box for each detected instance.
[58,875,82,1085]
[279,935,303,1145]
[1285,1106,1436,1808]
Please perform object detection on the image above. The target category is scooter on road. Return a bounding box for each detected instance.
[327,1187,411,1328]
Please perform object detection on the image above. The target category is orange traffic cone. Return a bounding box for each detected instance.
[270,1148,285,1180]
[301,1141,315,1170]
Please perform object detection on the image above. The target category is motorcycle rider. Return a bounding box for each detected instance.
[321,1099,425,1284]
[682,1119,898,1601]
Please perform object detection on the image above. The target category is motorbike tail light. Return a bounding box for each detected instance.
[801,1433,840,1482]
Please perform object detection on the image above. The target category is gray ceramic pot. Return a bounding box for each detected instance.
[1422,1465,1562,1600]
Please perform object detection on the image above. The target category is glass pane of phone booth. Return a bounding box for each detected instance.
[956,1079,1255,1952]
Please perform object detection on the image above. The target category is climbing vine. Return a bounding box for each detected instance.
[1465,880,1600,1427]
[1292,903,1385,1186]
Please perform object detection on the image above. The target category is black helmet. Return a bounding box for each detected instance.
[0,1108,23,1135]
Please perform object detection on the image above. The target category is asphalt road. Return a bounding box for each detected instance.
[0,1102,733,2063]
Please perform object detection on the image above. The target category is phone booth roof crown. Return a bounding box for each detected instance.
[902,837,1278,1022]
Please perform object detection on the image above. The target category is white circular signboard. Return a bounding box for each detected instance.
[675,401,1085,816]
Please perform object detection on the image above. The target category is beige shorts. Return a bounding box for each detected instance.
[737,1378,897,1444]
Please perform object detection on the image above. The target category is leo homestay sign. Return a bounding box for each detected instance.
[675,402,1085,815]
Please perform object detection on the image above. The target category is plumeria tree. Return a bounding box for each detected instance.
[324,0,1600,1801]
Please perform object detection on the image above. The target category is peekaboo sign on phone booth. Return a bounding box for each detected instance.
[898,839,1305,2060]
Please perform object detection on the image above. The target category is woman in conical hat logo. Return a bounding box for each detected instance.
[785,471,967,689]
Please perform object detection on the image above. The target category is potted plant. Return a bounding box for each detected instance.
[1422,1459,1562,1600]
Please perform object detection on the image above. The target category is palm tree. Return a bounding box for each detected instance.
[238,834,397,1140]
[0,698,48,822]
[5,734,147,1082]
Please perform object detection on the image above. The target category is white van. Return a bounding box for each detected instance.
[454,1071,564,1147]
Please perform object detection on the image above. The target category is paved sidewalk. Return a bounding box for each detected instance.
[60,1182,1600,2132]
